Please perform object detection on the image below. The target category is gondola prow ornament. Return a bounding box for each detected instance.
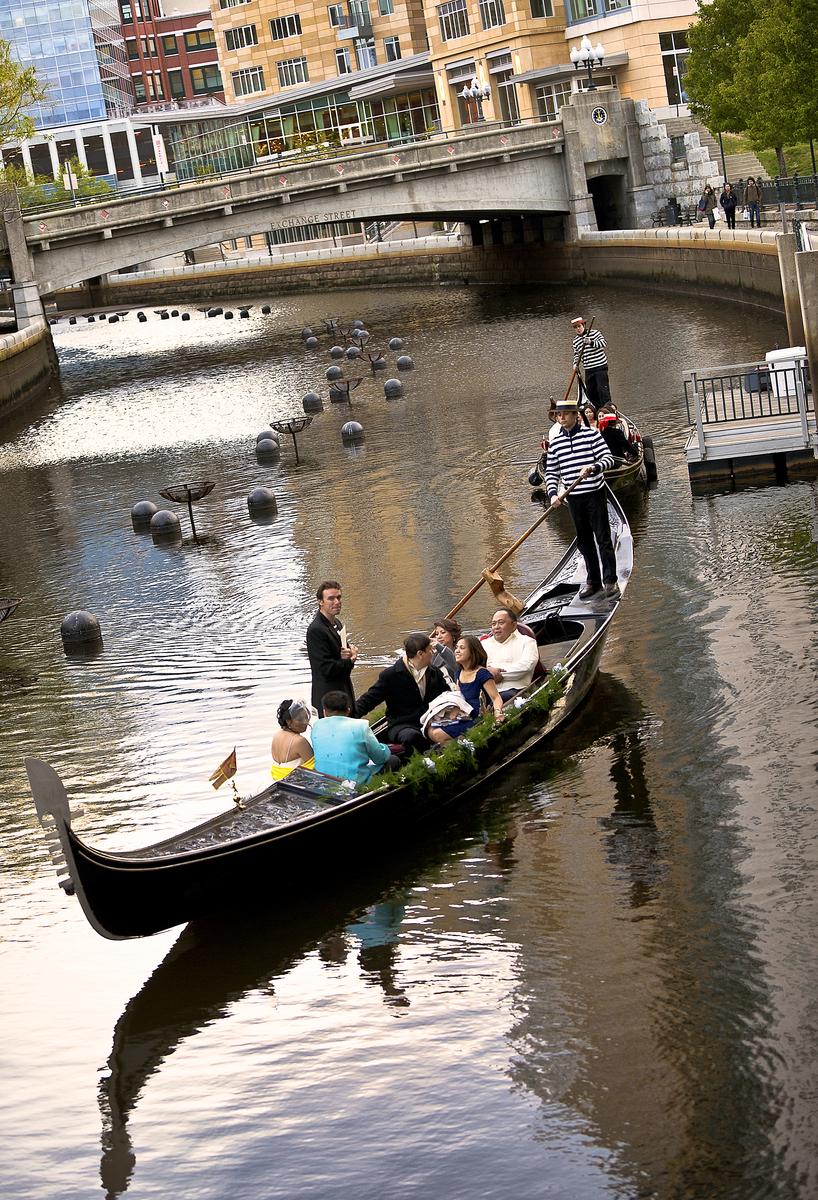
[209,747,242,808]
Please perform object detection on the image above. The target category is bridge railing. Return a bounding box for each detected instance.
[20,113,562,220]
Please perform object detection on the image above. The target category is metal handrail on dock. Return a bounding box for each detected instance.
[684,354,814,465]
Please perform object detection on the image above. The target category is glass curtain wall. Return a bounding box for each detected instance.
[167,88,440,177]
[0,0,132,126]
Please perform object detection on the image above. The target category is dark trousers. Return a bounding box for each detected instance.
[748,201,761,227]
[724,208,736,229]
[567,489,617,588]
[387,723,428,753]
[584,367,611,408]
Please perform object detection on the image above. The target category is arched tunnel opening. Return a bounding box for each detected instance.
[587,175,627,231]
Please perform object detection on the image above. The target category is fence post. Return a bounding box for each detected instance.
[793,172,801,206]
[691,371,706,459]
[795,356,810,448]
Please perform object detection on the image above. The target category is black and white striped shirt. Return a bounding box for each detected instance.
[573,328,608,371]
[545,424,614,501]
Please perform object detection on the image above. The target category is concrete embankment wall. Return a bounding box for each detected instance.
[78,228,784,313]
[0,317,59,418]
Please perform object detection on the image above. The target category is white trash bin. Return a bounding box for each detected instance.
[765,346,807,400]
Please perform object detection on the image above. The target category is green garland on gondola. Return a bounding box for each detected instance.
[353,670,566,798]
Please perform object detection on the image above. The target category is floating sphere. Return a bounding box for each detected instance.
[224,311,233,320]
[353,320,365,329]
[305,336,319,348]
[326,364,343,381]
[370,357,387,371]
[181,312,190,321]
[49,318,57,326]
[302,392,323,411]
[239,309,250,318]
[108,315,119,323]
[98,314,106,320]
[61,610,102,646]
[396,355,414,371]
[261,304,271,314]
[150,510,182,539]
[256,438,281,457]
[171,309,179,317]
[131,500,158,527]
[256,428,277,444]
[356,330,370,341]
[69,316,77,325]
[384,378,403,398]
[214,306,223,315]
[388,337,403,350]
[346,346,360,360]
[161,312,170,320]
[88,315,96,323]
[138,313,147,323]
[247,487,278,513]
[330,345,345,359]
[301,327,313,340]
[207,308,218,317]
[328,387,349,403]
[342,421,364,442]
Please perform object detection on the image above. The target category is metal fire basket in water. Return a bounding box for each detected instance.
[271,416,313,464]
[0,598,22,626]
[158,481,216,543]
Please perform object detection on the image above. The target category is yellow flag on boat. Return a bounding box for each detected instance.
[210,747,237,790]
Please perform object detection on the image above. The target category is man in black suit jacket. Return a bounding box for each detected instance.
[355,633,448,753]
[306,580,358,717]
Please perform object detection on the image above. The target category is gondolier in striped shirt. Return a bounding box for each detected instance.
[572,316,611,409]
[545,397,620,601]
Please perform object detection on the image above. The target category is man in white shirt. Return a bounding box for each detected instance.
[483,608,539,701]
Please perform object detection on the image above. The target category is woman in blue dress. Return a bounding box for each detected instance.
[428,635,506,744]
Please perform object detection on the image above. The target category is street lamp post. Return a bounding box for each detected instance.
[460,78,492,123]
[569,35,606,92]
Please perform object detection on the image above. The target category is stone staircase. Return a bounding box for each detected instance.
[663,116,768,184]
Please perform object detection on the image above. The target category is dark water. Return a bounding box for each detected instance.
[1,284,816,1200]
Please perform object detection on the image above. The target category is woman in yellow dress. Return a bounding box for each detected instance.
[271,698,315,779]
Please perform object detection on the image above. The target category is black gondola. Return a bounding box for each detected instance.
[26,489,633,941]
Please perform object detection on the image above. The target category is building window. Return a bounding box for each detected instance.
[225,24,258,49]
[185,29,217,51]
[121,1,133,22]
[379,0,394,10]
[276,56,309,87]
[328,4,344,25]
[191,64,223,93]
[125,37,139,58]
[575,71,616,91]
[232,66,266,95]
[479,0,505,28]
[660,31,689,106]
[535,80,571,119]
[162,34,178,54]
[168,69,185,98]
[354,37,377,69]
[335,46,353,73]
[219,0,251,6]
[132,74,145,102]
[384,35,400,61]
[140,35,157,56]
[349,0,371,21]
[145,73,164,100]
[529,0,553,15]
[437,0,469,42]
[269,14,302,40]
[606,0,630,9]
[569,0,596,17]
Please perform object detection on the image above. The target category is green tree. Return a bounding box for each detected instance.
[684,0,818,176]
[0,39,48,145]
[0,158,112,211]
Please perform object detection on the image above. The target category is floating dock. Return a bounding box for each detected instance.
[684,350,818,482]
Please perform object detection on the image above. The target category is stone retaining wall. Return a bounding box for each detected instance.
[0,316,59,417]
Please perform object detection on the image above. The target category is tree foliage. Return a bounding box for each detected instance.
[0,159,113,211]
[0,39,48,145]
[684,0,818,174]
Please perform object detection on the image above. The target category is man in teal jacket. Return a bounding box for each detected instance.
[312,691,400,783]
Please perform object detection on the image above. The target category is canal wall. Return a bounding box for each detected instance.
[0,316,59,418]
[74,226,785,314]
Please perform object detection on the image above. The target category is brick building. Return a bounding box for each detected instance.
[119,0,225,109]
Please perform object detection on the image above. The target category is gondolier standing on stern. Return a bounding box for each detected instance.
[545,398,620,601]
[572,316,611,408]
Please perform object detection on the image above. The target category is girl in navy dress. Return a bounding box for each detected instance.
[429,635,505,744]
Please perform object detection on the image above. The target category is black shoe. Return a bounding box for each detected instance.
[604,582,621,600]
[579,582,601,600]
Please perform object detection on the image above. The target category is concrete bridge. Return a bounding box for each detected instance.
[8,90,654,296]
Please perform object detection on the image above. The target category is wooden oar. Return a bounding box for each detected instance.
[445,475,583,620]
